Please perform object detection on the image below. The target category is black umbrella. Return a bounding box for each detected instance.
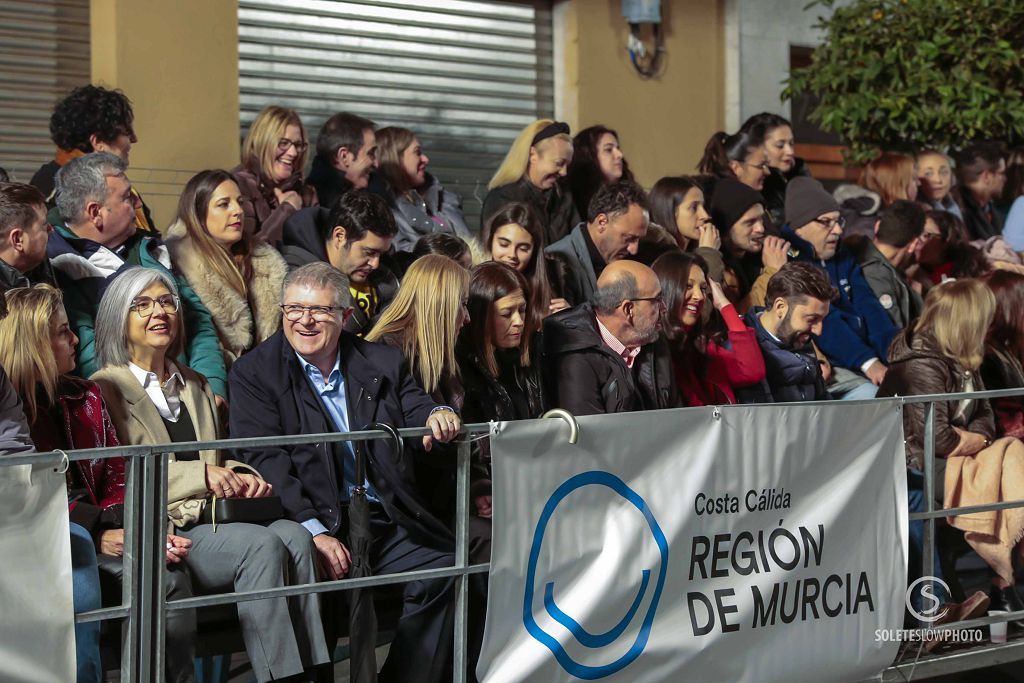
[348,422,402,683]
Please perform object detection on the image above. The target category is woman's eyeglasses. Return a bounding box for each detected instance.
[276,138,309,153]
[130,295,180,319]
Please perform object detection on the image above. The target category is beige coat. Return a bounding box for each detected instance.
[164,220,287,366]
[91,363,259,528]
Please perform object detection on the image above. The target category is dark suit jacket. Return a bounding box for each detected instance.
[228,329,453,550]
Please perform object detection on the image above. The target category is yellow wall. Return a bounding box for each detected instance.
[558,0,725,188]
[90,0,240,228]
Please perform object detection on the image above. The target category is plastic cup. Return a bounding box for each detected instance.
[989,610,1008,643]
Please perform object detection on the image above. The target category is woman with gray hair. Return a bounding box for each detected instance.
[91,266,330,682]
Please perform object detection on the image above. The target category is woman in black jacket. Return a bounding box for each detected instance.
[458,261,546,426]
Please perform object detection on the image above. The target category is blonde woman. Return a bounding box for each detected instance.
[366,254,470,408]
[165,169,287,367]
[373,126,473,252]
[91,267,330,683]
[233,105,318,243]
[880,279,1024,624]
[0,284,195,683]
[480,119,578,245]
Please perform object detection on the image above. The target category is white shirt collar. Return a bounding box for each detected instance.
[128,361,185,422]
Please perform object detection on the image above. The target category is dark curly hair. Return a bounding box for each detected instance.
[49,85,135,152]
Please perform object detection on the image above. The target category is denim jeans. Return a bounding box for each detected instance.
[69,522,102,683]
[907,468,945,612]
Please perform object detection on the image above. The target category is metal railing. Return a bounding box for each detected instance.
[5,388,1024,682]
[1,423,493,683]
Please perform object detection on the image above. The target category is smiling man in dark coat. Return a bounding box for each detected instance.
[228,261,462,683]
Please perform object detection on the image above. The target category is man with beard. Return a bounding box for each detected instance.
[544,259,677,415]
[738,262,835,403]
[781,177,898,399]
[707,178,790,312]
[281,190,399,335]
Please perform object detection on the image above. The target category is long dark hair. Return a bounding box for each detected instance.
[567,125,635,219]
[697,129,759,178]
[462,262,532,378]
[651,250,723,361]
[177,169,255,296]
[740,112,791,144]
[649,175,702,249]
[985,270,1024,364]
[482,202,553,333]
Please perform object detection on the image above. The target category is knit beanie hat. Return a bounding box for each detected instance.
[785,176,839,229]
[708,178,765,232]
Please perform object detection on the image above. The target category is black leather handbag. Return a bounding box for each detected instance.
[199,495,284,526]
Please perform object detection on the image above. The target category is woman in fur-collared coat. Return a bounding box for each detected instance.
[165,169,288,368]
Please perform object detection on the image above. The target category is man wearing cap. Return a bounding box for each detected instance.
[546,180,650,307]
[707,178,790,312]
[543,259,676,415]
[781,176,898,399]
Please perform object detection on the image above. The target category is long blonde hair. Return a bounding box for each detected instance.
[175,169,252,297]
[365,255,470,394]
[914,279,995,370]
[0,285,66,421]
[488,119,571,190]
[240,105,307,185]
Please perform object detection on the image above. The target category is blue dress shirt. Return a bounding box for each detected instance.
[295,351,378,536]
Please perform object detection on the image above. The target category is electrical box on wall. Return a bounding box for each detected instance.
[622,0,661,24]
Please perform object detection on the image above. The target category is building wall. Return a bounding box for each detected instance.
[729,0,849,126]
[556,0,726,187]
[90,0,240,228]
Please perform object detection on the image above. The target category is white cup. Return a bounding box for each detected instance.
[989,610,1008,643]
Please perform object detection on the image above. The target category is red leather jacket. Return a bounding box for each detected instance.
[30,377,125,536]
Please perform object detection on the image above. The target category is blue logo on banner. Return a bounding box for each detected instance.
[523,471,669,680]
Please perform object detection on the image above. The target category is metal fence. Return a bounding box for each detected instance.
[4,389,1024,682]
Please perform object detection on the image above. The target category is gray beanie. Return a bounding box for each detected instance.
[785,176,840,229]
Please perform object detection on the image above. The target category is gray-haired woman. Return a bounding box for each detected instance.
[91,267,330,683]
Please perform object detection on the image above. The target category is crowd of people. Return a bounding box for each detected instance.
[1,84,1024,680]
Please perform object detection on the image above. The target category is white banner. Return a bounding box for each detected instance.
[479,402,907,683]
[0,463,75,683]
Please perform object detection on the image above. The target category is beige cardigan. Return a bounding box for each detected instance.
[91,363,259,528]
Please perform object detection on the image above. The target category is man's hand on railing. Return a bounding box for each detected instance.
[313,533,352,580]
[424,409,461,451]
[166,535,191,564]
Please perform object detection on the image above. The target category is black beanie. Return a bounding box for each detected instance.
[785,176,839,229]
[708,178,765,233]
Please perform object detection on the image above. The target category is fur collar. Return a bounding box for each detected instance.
[165,220,287,361]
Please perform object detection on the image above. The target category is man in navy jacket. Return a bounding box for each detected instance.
[229,262,462,683]
[780,177,898,399]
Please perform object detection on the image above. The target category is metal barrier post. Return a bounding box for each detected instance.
[921,402,937,629]
[121,453,141,682]
[153,451,169,680]
[135,450,165,681]
[453,438,471,683]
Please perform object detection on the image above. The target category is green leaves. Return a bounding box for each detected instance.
[783,0,1024,163]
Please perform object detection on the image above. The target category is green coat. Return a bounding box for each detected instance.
[46,212,228,397]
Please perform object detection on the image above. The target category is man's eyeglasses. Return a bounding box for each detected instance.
[630,294,666,308]
[276,138,309,153]
[130,295,180,319]
[280,304,341,322]
[815,216,846,231]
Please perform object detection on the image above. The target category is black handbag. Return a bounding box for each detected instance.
[199,495,284,527]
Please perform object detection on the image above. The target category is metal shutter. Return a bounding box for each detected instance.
[238,0,554,230]
[0,0,90,183]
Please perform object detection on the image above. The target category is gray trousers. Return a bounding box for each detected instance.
[178,519,331,682]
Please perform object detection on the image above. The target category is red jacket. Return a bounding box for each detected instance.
[673,304,767,407]
[31,377,125,537]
